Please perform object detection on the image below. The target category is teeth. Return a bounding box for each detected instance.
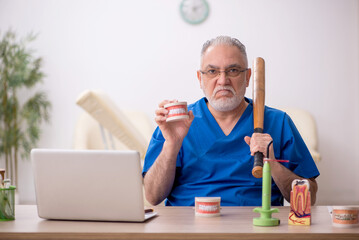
[169,108,186,115]
[292,179,310,191]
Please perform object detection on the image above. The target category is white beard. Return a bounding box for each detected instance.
[201,83,244,112]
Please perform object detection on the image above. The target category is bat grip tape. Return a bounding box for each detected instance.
[253,128,264,168]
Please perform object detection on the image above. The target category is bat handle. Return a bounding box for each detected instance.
[252,152,263,178]
[252,128,263,178]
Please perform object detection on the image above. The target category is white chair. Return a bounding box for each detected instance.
[73,93,320,208]
[278,107,321,163]
[74,90,154,157]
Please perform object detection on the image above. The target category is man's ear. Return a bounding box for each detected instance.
[197,70,203,89]
[246,68,252,87]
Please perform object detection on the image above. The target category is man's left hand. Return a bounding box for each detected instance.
[244,133,274,159]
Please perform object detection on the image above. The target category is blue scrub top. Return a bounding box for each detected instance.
[142,98,320,206]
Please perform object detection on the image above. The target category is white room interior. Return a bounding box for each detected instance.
[0,0,358,206]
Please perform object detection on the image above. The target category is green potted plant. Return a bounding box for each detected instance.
[0,30,51,187]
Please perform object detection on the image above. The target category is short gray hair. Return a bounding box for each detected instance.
[200,36,248,66]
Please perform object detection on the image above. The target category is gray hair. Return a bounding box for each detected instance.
[200,36,248,66]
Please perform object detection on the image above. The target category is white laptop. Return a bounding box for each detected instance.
[31,149,157,222]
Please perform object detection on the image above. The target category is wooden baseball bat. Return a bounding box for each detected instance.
[252,57,265,178]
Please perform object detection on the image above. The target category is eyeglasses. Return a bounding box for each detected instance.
[200,68,248,79]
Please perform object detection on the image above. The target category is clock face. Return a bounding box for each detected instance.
[180,0,209,25]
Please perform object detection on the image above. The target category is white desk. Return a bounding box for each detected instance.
[0,205,358,240]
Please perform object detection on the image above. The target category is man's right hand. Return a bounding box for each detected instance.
[155,100,194,146]
[144,100,194,205]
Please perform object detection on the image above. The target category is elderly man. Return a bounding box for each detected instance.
[143,36,319,206]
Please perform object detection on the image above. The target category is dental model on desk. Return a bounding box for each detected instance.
[288,179,311,225]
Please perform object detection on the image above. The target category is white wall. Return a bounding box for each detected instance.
[0,0,358,205]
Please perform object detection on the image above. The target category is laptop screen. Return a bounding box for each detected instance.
[32,149,149,222]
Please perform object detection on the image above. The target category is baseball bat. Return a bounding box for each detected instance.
[252,57,265,178]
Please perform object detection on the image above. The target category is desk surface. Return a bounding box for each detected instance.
[0,205,358,240]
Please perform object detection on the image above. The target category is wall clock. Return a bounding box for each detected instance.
[180,0,209,25]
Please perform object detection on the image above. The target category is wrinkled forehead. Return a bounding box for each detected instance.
[200,44,248,69]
